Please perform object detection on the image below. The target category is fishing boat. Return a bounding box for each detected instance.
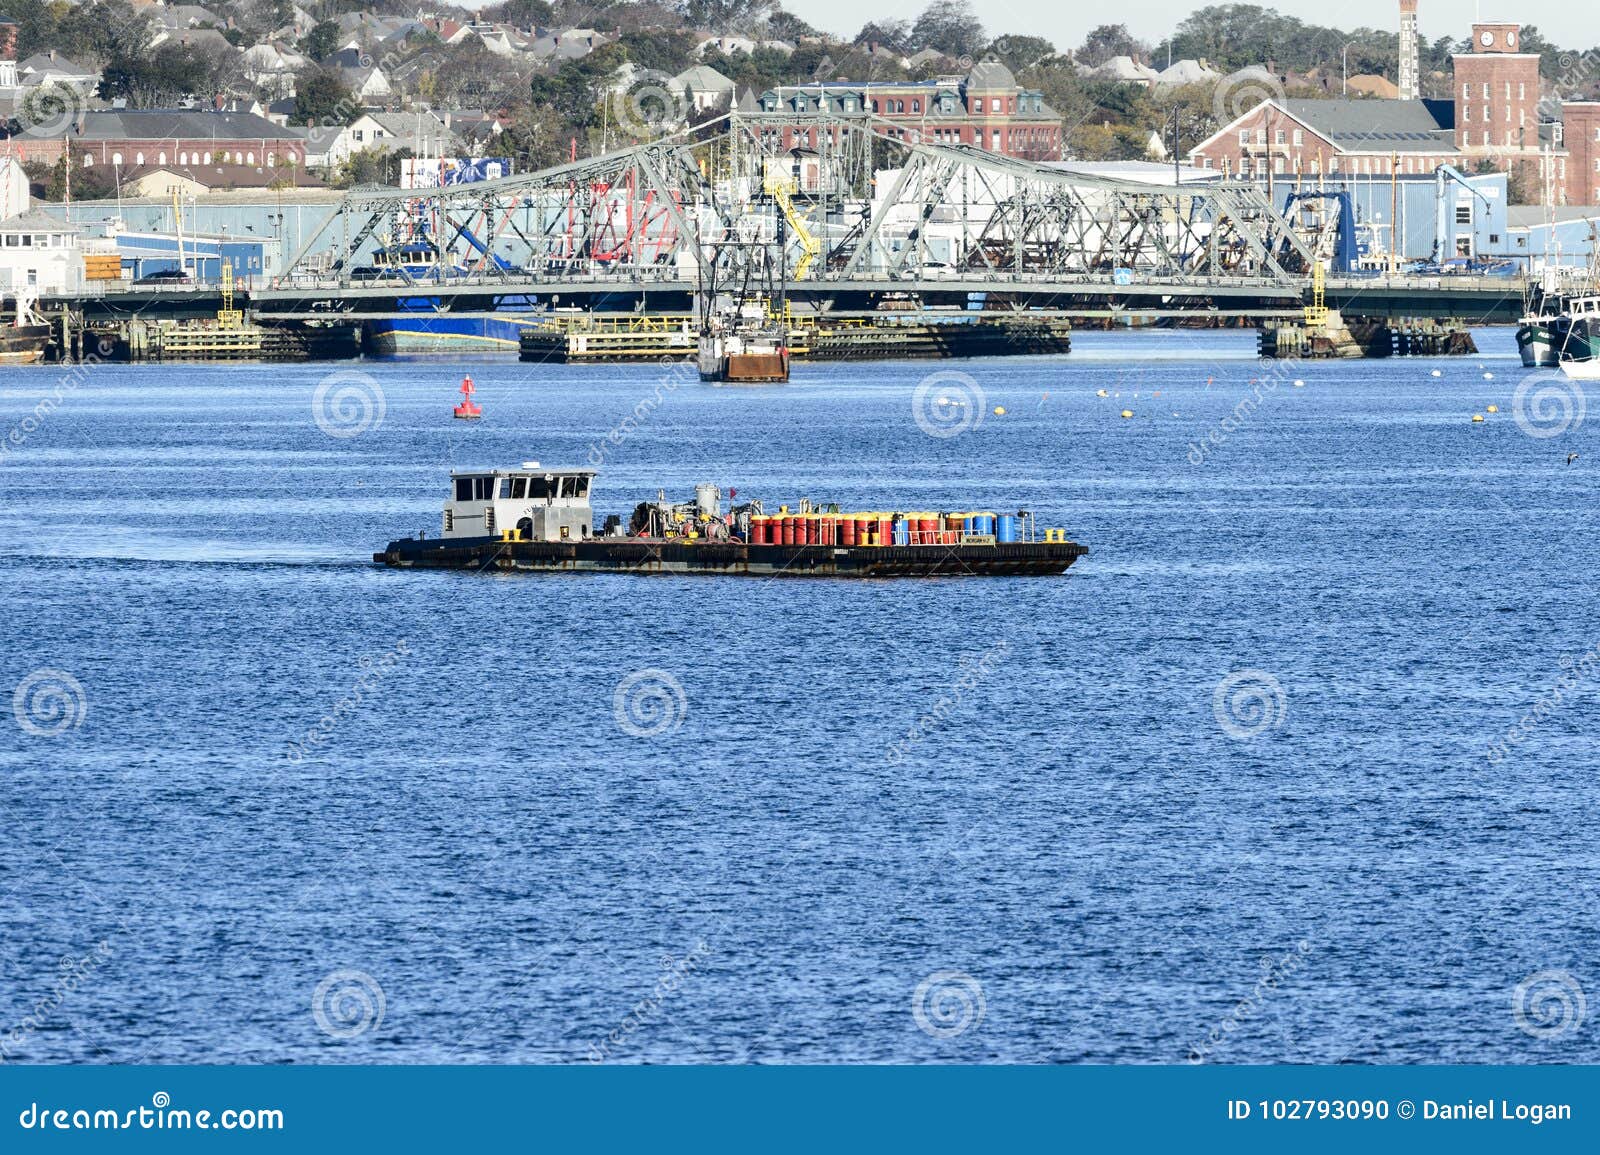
[374,465,1086,577]
[0,293,51,364]
[697,303,790,383]
[1516,286,1565,368]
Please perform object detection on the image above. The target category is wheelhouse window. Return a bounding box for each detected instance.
[455,476,494,501]
[527,476,554,500]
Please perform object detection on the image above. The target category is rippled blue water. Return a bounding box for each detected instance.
[1,329,1596,1064]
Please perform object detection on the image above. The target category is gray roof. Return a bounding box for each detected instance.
[965,60,1015,90]
[0,207,82,232]
[19,109,303,142]
[1279,98,1455,152]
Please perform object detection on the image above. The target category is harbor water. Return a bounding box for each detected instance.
[0,329,1595,1064]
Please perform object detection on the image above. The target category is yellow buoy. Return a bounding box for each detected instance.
[993,406,1006,416]
[1487,404,1498,413]
[1120,409,1134,419]
[1472,413,1485,422]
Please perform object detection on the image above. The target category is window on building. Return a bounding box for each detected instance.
[1255,128,1266,144]
[1238,129,1249,145]
[353,129,364,141]
[1518,83,1525,100]
[82,155,91,167]
[1482,82,1489,98]
[1292,129,1303,146]
[1505,82,1511,99]
[135,152,144,165]
[1489,234,1500,244]
[1482,130,1489,145]
[112,152,123,165]
[158,152,166,165]
[1274,130,1285,144]
[1455,205,1472,224]
[1461,83,1468,98]
[991,97,1000,112]
[1464,106,1471,122]
[911,99,920,112]
[1274,156,1285,173]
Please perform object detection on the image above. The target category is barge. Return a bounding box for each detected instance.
[375,465,1086,577]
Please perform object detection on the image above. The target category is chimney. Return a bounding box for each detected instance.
[1399,0,1420,100]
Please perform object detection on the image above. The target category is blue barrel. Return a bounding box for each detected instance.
[996,514,1018,543]
[962,515,976,534]
[893,517,910,546]
[975,514,995,535]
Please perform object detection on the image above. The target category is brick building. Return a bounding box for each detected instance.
[750,62,1061,161]
[7,110,308,173]
[1188,19,1600,206]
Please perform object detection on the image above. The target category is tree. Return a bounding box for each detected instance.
[292,67,356,126]
[303,21,342,62]
[678,0,774,32]
[1077,24,1143,68]
[909,0,984,59]
[483,0,555,27]
[990,34,1055,71]
[98,41,233,106]
[854,20,910,52]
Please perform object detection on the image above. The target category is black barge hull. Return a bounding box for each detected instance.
[375,536,1087,577]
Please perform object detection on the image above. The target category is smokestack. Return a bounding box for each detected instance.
[1399,0,1420,100]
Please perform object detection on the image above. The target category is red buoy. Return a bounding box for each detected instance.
[453,376,482,420]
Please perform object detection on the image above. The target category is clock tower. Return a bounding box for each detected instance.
[1452,22,1540,154]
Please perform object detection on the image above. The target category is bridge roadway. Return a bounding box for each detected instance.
[42,271,1530,326]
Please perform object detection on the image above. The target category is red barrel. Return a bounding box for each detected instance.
[876,516,893,546]
[855,515,871,545]
[819,516,834,546]
[917,516,938,544]
[840,516,856,546]
[781,516,795,546]
[799,516,813,545]
[750,517,766,545]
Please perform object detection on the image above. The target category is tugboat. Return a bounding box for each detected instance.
[697,301,790,383]
[374,464,1086,577]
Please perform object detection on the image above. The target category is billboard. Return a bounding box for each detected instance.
[400,158,513,189]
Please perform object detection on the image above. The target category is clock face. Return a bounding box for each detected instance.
[1480,31,1495,47]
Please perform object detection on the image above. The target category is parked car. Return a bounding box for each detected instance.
[133,269,194,286]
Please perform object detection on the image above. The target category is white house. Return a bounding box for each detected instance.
[672,64,735,112]
[0,208,83,294]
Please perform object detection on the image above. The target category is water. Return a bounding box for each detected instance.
[1,330,1595,1064]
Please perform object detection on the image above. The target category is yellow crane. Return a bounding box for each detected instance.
[762,171,820,282]
[1303,259,1327,329]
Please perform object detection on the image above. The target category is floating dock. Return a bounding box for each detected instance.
[69,318,360,363]
[518,313,1071,363]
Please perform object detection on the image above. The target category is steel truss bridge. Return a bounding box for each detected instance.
[252,112,1339,318]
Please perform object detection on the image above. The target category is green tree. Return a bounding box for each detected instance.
[303,20,342,62]
[1077,24,1144,67]
[909,0,984,59]
[292,67,356,126]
